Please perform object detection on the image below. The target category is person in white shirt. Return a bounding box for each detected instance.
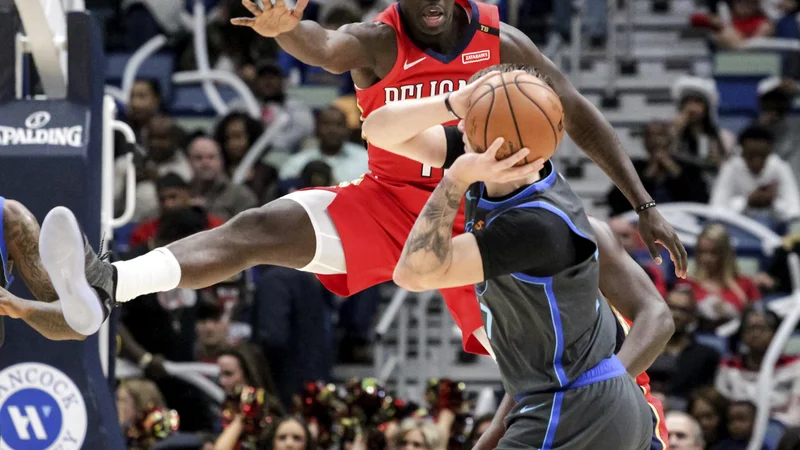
[711,125,800,226]
[279,106,368,185]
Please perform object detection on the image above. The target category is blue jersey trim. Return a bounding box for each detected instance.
[477,161,557,211]
[0,197,12,288]
[542,392,563,450]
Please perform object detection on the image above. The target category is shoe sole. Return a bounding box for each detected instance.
[39,207,104,336]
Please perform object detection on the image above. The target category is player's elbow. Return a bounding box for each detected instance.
[651,300,675,342]
[392,266,432,292]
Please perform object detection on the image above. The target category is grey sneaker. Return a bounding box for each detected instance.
[39,207,118,336]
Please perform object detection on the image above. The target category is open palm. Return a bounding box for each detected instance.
[231,0,308,37]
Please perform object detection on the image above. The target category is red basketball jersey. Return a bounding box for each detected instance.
[356,0,501,188]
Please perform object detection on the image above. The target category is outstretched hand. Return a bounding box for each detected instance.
[231,0,308,37]
[447,70,501,118]
[637,208,688,278]
[0,287,26,320]
[447,137,545,186]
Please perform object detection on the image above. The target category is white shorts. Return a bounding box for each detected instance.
[282,190,347,275]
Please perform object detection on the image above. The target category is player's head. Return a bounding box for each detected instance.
[665,411,704,450]
[399,0,457,37]
[468,64,553,89]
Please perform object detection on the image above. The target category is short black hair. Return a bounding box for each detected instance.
[134,78,162,100]
[156,172,188,192]
[195,294,225,322]
[738,125,774,145]
[256,60,283,78]
[469,64,553,90]
[156,206,209,243]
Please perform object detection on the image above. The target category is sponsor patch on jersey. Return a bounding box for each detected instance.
[0,363,87,450]
[462,50,491,65]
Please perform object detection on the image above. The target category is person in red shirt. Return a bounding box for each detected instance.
[690,0,773,49]
[39,0,686,344]
[129,173,224,249]
[677,224,760,327]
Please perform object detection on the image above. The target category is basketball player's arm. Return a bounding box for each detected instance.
[394,176,485,291]
[500,24,688,277]
[591,218,674,377]
[275,21,381,74]
[0,288,86,340]
[3,199,59,302]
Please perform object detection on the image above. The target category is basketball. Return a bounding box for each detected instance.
[464,72,565,165]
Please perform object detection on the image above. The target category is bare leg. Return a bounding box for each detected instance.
[168,199,316,289]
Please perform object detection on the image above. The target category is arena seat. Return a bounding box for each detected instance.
[105,51,175,102]
[169,85,240,116]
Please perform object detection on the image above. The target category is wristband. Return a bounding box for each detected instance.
[444,94,462,120]
[636,201,657,213]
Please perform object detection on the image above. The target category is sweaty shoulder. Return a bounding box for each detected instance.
[498,22,540,65]
[340,21,397,82]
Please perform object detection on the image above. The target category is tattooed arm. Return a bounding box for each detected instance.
[0,287,85,340]
[3,199,58,302]
[394,174,485,292]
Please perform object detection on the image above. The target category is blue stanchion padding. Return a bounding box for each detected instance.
[0,12,124,450]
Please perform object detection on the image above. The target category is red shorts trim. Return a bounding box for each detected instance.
[311,175,487,354]
[642,387,668,450]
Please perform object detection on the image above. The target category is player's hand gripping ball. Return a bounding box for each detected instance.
[463,71,565,165]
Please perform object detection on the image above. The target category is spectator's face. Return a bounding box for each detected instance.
[644,124,673,155]
[666,415,703,450]
[741,139,772,175]
[609,218,640,254]
[728,404,755,440]
[189,138,225,182]
[224,118,251,162]
[158,187,191,212]
[696,237,722,274]
[681,97,707,125]
[147,119,176,163]
[217,355,245,395]
[274,419,307,450]
[116,386,136,427]
[667,290,696,333]
[690,398,721,443]
[400,429,427,450]
[760,93,792,123]
[196,318,228,347]
[741,312,775,353]
[256,72,284,102]
[129,81,160,124]
[316,108,349,152]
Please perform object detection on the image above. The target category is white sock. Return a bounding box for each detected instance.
[112,248,182,302]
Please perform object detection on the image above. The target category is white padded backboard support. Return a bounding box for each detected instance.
[14,0,74,99]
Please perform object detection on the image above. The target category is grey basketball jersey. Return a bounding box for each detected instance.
[464,162,618,398]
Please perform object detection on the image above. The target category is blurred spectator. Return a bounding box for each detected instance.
[187,135,259,221]
[118,378,180,449]
[121,206,222,431]
[280,106,369,185]
[214,112,279,203]
[714,401,760,450]
[280,160,335,196]
[121,0,186,50]
[691,0,774,49]
[216,343,277,397]
[195,294,230,363]
[775,0,800,39]
[145,115,193,182]
[217,416,315,450]
[127,79,163,139]
[394,418,446,450]
[607,217,669,296]
[464,415,494,450]
[778,427,800,450]
[553,0,607,48]
[716,304,800,426]
[650,287,721,403]
[710,125,800,229]
[677,224,760,325]
[666,411,705,450]
[233,61,315,154]
[756,77,800,178]
[129,174,224,248]
[689,387,730,449]
[671,76,735,171]
[607,121,709,216]
[760,232,800,295]
[253,266,333,408]
[118,378,166,430]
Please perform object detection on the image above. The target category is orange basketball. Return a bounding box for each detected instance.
[463,72,565,165]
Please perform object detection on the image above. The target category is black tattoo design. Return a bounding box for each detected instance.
[399,176,466,276]
[4,201,59,302]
